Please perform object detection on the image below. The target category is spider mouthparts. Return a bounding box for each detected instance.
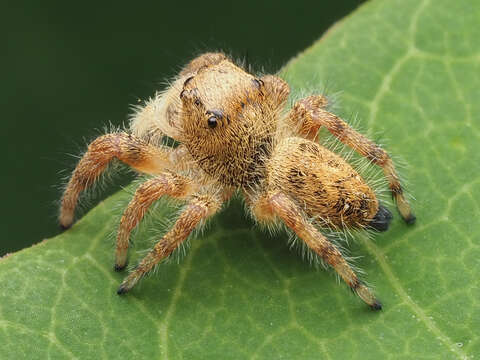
[369,205,393,232]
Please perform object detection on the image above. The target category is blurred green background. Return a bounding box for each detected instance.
[1,0,364,255]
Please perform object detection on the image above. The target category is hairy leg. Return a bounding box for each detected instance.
[60,132,179,229]
[287,95,329,141]
[114,172,195,271]
[288,95,415,224]
[117,193,223,294]
[253,191,381,310]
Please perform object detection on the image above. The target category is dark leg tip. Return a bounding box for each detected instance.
[114,263,127,272]
[370,300,383,311]
[59,223,72,231]
[117,285,129,295]
[404,214,416,225]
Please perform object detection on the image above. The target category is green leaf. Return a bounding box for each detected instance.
[2,0,479,358]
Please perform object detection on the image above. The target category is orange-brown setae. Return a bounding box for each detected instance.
[58,52,415,310]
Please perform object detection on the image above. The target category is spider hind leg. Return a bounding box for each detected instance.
[252,191,382,310]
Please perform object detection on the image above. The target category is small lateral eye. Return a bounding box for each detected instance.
[252,78,264,88]
[183,76,194,88]
[207,116,218,129]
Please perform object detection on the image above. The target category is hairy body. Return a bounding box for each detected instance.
[59,52,415,310]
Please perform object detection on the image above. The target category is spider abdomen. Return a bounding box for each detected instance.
[266,137,378,228]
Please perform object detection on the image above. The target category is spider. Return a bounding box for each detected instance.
[59,52,415,310]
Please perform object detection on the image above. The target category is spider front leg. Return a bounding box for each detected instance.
[253,191,381,310]
[288,96,415,224]
[114,172,195,271]
[59,132,178,229]
[117,192,223,294]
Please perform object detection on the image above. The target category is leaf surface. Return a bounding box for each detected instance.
[2,0,479,358]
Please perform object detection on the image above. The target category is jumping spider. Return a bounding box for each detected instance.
[59,52,415,310]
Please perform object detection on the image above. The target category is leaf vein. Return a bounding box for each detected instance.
[360,235,469,359]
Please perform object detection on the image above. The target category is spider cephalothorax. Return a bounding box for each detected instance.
[179,59,287,187]
[59,52,415,310]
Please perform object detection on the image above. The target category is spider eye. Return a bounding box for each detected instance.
[206,109,223,129]
[252,78,264,88]
[207,116,218,129]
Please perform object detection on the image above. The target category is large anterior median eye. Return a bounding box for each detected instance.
[207,116,217,129]
[206,109,223,129]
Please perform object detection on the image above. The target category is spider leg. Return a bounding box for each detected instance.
[287,95,329,141]
[288,95,415,224]
[114,172,195,271]
[59,132,179,229]
[253,191,382,310]
[117,192,223,294]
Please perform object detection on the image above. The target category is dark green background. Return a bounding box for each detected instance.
[2,1,364,255]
